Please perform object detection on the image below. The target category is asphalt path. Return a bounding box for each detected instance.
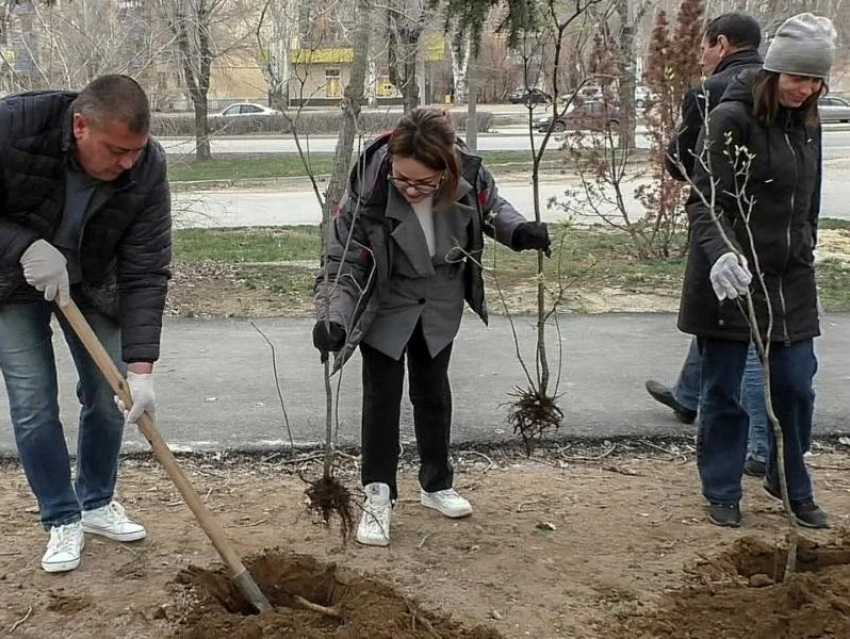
[1,313,847,456]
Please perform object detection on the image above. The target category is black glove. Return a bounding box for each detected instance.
[513,222,552,257]
[312,321,346,363]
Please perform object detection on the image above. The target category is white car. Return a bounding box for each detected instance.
[819,96,850,124]
[218,103,280,117]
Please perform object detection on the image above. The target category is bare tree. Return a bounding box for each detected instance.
[158,0,253,161]
[324,0,374,229]
[386,0,429,112]
[160,0,220,161]
[449,27,471,103]
[256,0,296,111]
[2,0,175,92]
[633,1,703,258]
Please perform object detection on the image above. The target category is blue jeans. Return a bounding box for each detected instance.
[672,338,701,412]
[673,337,769,461]
[741,347,769,463]
[0,300,126,529]
[696,338,816,505]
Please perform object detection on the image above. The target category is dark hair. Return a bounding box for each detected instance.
[705,12,762,50]
[387,108,460,207]
[72,74,150,134]
[752,69,824,127]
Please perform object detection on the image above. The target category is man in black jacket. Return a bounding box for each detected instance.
[644,14,768,474]
[0,76,171,572]
[665,13,763,181]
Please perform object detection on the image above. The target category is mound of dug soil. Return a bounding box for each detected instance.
[616,534,850,638]
[174,550,503,639]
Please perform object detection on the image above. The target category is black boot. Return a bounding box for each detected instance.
[645,380,697,424]
[707,502,741,527]
[763,479,830,529]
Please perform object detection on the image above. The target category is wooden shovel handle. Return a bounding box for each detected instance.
[59,300,271,613]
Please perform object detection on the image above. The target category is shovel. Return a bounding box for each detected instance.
[59,300,272,614]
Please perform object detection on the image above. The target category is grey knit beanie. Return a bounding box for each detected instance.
[763,13,837,79]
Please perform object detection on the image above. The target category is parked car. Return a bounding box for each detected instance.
[508,88,552,105]
[218,103,281,117]
[635,85,655,109]
[575,85,604,102]
[819,96,850,124]
[536,100,620,132]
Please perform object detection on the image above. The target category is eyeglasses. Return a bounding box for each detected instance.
[388,171,444,195]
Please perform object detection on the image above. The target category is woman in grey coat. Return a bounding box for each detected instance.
[312,108,550,546]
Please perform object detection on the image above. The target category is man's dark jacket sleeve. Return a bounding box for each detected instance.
[118,148,172,363]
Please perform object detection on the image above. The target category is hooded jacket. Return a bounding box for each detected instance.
[315,133,526,371]
[678,69,822,343]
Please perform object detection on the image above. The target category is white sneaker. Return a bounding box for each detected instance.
[421,488,473,518]
[82,501,147,542]
[356,483,392,547]
[42,521,85,573]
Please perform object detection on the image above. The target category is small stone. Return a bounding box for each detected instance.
[536,521,557,531]
[749,574,774,588]
[490,609,503,621]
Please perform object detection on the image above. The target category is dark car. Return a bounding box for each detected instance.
[508,88,552,105]
[819,96,850,124]
[536,100,620,132]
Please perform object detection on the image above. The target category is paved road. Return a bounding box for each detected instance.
[173,164,850,228]
[1,313,847,456]
[173,181,606,227]
[161,130,654,155]
[160,125,850,157]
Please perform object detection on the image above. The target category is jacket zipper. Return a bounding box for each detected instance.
[780,124,797,346]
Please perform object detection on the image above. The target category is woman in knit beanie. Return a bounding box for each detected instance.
[678,14,836,529]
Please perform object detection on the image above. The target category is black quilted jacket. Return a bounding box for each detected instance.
[0,90,172,362]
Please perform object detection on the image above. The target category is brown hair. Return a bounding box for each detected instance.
[387,108,461,207]
[752,69,825,127]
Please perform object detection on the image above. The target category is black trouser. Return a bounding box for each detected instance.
[360,322,454,501]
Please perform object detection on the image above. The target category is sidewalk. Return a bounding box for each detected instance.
[0,313,847,456]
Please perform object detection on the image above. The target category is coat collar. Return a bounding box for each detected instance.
[387,186,436,277]
[712,48,763,77]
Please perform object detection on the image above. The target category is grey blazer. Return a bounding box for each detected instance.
[361,184,476,359]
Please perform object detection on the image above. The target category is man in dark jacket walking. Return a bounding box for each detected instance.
[665,12,763,181]
[0,76,171,572]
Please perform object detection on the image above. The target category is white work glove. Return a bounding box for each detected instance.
[19,240,70,306]
[115,372,156,425]
[709,252,752,302]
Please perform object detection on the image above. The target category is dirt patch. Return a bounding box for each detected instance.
[166,262,314,318]
[174,551,501,638]
[613,534,850,638]
[45,591,93,614]
[2,448,850,638]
